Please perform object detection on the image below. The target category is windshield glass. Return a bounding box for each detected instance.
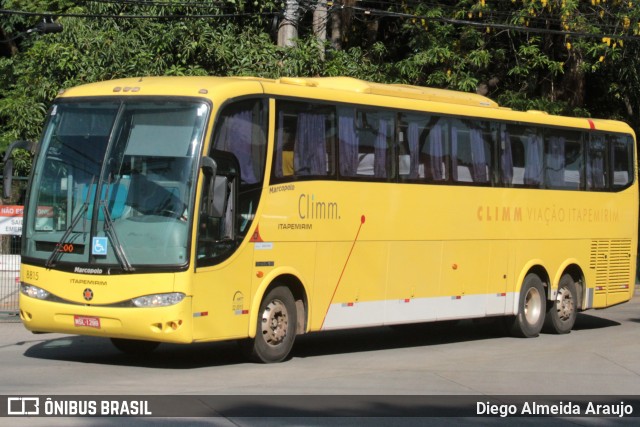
[23,99,209,271]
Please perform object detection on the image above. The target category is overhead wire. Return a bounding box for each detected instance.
[0,8,275,20]
[342,3,640,42]
[1,0,639,41]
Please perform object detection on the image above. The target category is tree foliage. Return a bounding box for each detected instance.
[2,0,640,176]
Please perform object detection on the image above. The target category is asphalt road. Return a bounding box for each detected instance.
[1,290,639,426]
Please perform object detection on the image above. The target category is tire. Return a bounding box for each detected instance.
[244,286,297,363]
[543,274,578,334]
[110,338,160,355]
[507,273,546,338]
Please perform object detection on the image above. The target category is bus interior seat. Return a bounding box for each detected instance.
[128,173,186,217]
[512,167,525,185]
[614,171,629,186]
[564,170,581,188]
[357,153,375,175]
[77,178,130,220]
[456,165,473,182]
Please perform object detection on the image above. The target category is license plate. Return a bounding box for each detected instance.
[74,315,101,329]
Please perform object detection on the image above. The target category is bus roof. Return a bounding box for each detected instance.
[56,76,634,136]
[59,75,497,107]
[56,76,266,98]
[271,77,499,108]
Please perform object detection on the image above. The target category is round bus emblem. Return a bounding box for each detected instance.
[83,288,94,301]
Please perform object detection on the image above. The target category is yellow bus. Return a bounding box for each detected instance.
[12,76,637,363]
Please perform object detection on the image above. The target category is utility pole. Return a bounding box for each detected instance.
[330,2,343,51]
[278,0,299,47]
[330,0,355,51]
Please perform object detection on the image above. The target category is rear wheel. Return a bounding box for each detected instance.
[507,273,546,338]
[110,338,160,355]
[243,286,297,363]
[543,274,578,334]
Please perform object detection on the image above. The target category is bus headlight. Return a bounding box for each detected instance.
[21,283,50,300]
[132,292,185,308]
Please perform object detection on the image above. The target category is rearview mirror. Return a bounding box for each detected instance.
[200,156,217,177]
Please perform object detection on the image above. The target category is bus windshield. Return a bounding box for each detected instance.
[23,99,209,270]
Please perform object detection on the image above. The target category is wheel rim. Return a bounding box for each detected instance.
[555,287,575,321]
[261,298,289,347]
[524,287,542,325]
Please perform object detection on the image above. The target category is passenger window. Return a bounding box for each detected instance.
[213,99,267,185]
[544,130,583,189]
[587,134,608,190]
[419,117,449,182]
[612,134,633,189]
[450,119,492,184]
[339,108,394,179]
[274,101,335,180]
[502,124,543,188]
[398,114,429,181]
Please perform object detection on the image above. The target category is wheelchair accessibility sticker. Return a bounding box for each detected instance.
[92,237,108,256]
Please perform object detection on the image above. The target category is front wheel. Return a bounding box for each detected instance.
[543,274,578,334]
[507,273,546,338]
[242,286,297,363]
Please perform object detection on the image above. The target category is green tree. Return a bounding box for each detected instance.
[2,0,640,179]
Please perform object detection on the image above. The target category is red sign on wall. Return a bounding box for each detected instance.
[0,205,23,235]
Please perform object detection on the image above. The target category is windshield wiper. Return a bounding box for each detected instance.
[101,197,134,272]
[45,176,95,269]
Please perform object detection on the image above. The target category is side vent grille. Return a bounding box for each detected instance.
[589,239,632,294]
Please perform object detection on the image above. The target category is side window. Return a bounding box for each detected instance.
[197,98,267,267]
[339,108,394,179]
[587,134,608,190]
[502,124,543,188]
[273,101,335,180]
[611,134,634,189]
[419,117,449,182]
[450,119,492,185]
[212,99,267,185]
[544,130,584,189]
[398,113,429,181]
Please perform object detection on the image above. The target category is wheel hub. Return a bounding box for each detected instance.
[524,287,542,324]
[555,287,575,321]
[261,299,288,346]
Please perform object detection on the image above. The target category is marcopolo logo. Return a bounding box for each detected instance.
[74,267,103,275]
